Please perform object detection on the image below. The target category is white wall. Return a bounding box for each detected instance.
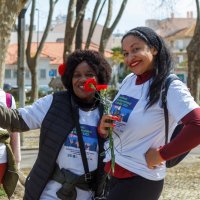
[4,58,57,87]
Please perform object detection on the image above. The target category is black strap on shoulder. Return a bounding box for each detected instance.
[161,74,180,144]
[70,96,90,177]
[70,92,105,183]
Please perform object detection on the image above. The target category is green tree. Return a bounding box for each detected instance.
[111,47,123,64]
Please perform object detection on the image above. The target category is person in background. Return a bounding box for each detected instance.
[0,49,112,200]
[99,26,200,200]
[0,88,21,198]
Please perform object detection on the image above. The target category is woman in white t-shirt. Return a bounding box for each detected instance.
[99,26,200,200]
[0,50,111,200]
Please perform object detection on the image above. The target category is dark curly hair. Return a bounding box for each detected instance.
[122,26,174,109]
[61,49,112,91]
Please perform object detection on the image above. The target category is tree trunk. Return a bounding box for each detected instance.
[75,0,85,49]
[0,0,28,87]
[85,0,106,49]
[63,0,89,61]
[26,0,58,101]
[186,0,200,101]
[30,59,38,101]
[99,0,128,54]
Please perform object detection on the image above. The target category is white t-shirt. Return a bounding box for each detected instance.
[0,89,16,164]
[18,95,100,199]
[104,73,199,181]
[40,109,99,200]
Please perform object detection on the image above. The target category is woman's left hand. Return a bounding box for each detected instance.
[145,148,165,169]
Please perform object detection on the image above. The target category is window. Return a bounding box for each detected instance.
[177,55,184,63]
[5,69,12,79]
[13,69,17,78]
[40,69,46,79]
[176,39,184,50]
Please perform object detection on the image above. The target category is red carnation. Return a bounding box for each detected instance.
[84,78,108,92]
[58,63,66,76]
[84,78,97,92]
[96,85,108,91]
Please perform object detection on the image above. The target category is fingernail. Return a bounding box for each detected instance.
[111,116,121,121]
[112,123,116,127]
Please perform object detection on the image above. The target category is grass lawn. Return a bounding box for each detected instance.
[0,186,6,197]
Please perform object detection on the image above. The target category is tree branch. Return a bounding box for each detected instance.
[85,0,106,49]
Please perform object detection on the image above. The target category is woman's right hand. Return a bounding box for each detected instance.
[98,115,120,138]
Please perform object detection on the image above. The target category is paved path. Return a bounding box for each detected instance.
[21,149,38,169]
[10,146,200,200]
[20,146,200,169]
[160,154,200,200]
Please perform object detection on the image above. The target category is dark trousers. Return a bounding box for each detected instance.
[107,176,164,200]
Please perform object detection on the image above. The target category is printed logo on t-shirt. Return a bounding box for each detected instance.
[110,95,138,133]
[65,124,98,152]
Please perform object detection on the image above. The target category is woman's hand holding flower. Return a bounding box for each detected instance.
[99,115,119,138]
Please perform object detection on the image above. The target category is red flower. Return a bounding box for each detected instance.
[96,85,108,91]
[58,63,66,76]
[84,78,108,92]
[84,78,97,92]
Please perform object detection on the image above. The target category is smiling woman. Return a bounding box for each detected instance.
[122,34,158,75]
[0,49,112,200]
[98,26,200,200]
[72,61,97,102]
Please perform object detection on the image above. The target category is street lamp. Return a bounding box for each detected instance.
[35,8,39,49]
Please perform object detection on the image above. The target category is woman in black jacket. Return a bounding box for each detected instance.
[0,49,112,200]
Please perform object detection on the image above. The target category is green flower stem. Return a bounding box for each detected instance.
[103,93,115,174]
[94,89,115,175]
[108,127,115,174]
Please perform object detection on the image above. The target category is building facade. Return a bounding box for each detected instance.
[5,17,113,87]
[146,11,196,83]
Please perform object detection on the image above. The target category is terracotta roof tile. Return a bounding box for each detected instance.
[6,42,112,65]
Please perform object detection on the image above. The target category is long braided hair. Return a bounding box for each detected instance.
[122,26,174,109]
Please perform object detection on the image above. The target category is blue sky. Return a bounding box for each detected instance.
[27,0,196,34]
